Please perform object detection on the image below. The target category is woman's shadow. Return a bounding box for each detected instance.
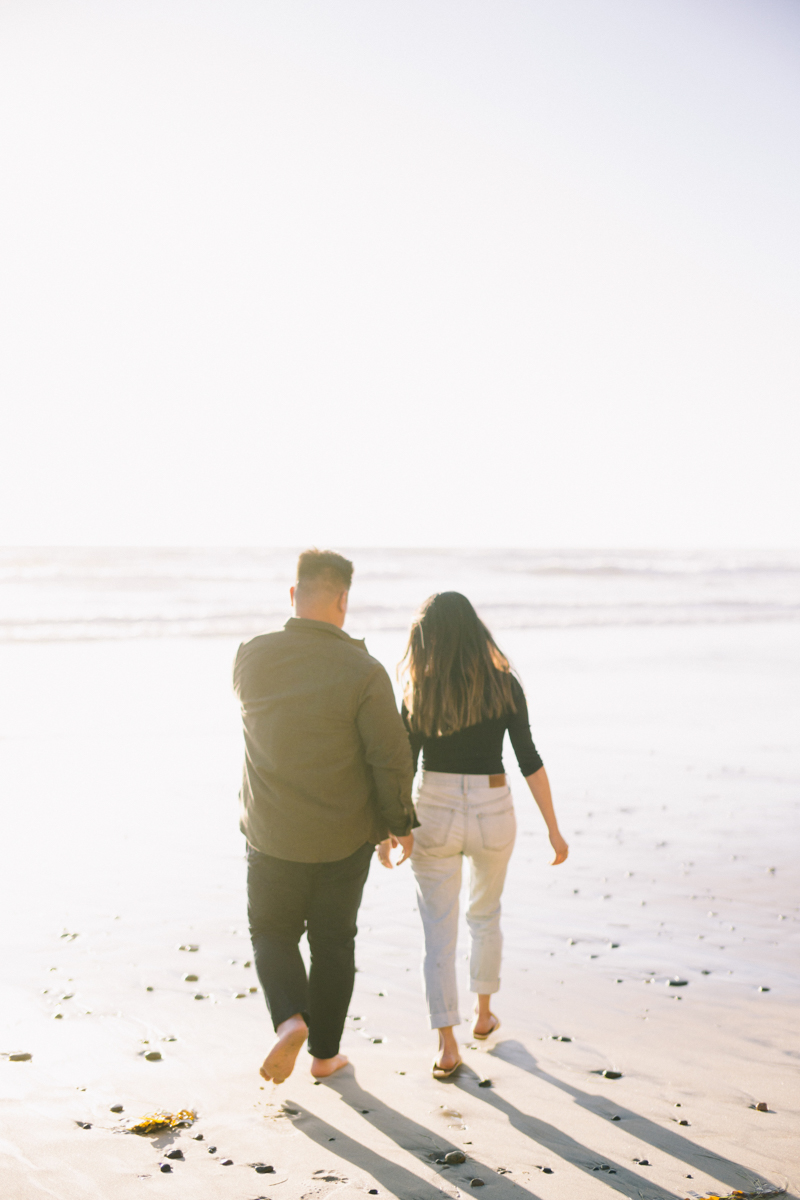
[462,1039,788,1199]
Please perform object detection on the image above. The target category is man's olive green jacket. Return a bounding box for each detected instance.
[234,617,418,863]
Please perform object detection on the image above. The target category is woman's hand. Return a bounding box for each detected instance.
[377,834,414,868]
[549,829,569,865]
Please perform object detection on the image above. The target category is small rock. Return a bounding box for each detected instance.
[183,973,199,982]
[159,1162,172,1173]
[194,994,207,1000]
[8,1053,32,1062]
[633,1158,650,1165]
[601,1070,622,1079]
[165,1149,184,1160]
[249,987,258,993]
[221,1158,234,1165]
[234,992,247,999]
[371,1037,383,1044]
[610,1115,621,1121]
[444,1151,466,1164]
[677,1119,690,1126]
[470,1179,484,1187]
[110,1104,124,1113]
[542,1167,553,1174]
[255,1165,275,1174]
[208,1146,217,1153]
[54,1013,63,1019]
[609,942,620,949]
[369,1191,378,1195]
[756,1102,769,1112]
[145,986,154,992]
[144,1050,162,1061]
[243,960,252,967]
[178,944,199,952]
[75,1121,92,1129]
[758,986,771,992]
[668,979,688,987]
[551,1035,572,1042]
[478,1079,492,1088]
[193,1133,204,1140]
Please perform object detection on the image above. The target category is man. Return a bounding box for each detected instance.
[234,549,417,1084]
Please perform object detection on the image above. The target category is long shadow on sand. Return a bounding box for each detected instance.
[292,1069,541,1200]
[459,1040,785,1198]
[297,1069,687,1200]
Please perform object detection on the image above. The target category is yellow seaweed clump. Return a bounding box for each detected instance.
[128,1109,197,1135]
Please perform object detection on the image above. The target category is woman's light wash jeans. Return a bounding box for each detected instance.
[411,770,517,1029]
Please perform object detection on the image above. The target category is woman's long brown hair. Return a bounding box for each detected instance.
[399,592,517,737]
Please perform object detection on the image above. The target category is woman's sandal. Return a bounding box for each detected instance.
[472,1014,501,1041]
[432,1057,463,1079]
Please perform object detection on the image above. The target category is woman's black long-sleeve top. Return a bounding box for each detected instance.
[401,675,543,777]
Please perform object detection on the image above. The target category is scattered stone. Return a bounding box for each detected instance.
[551,1035,572,1042]
[54,1013,63,1019]
[162,1036,177,1042]
[444,1151,466,1165]
[470,1179,484,1187]
[371,1037,383,1044]
[208,1146,217,1153]
[193,1133,204,1140]
[254,1165,275,1174]
[369,1191,378,1195]
[541,1168,553,1174]
[60,993,74,1000]
[146,986,154,992]
[610,1115,621,1121]
[250,987,258,993]
[75,1121,92,1129]
[609,943,620,949]
[478,1079,492,1088]
[668,979,688,987]
[178,944,199,952]
[194,994,207,1001]
[756,1102,769,1112]
[159,1162,172,1173]
[144,1051,162,1061]
[7,1053,32,1062]
[633,1157,650,1165]
[496,1168,511,1174]
[701,969,711,974]
[396,1070,405,1075]
[282,1105,300,1115]
[600,1070,622,1079]
[183,974,199,982]
[165,1149,184,1160]
[758,986,771,992]
[234,992,247,999]
[244,960,252,967]
[110,1105,124,1113]
[221,1158,234,1165]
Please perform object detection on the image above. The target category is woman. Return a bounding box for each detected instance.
[382,592,568,1078]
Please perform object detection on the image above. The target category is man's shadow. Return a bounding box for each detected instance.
[461,1040,788,1199]
[291,1068,683,1200]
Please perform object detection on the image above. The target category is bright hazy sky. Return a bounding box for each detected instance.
[1,0,798,547]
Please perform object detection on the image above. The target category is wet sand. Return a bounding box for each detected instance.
[1,622,798,1198]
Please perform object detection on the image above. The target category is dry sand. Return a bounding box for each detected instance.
[1,621,798,1199]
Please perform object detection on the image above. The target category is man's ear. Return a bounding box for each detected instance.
[337,590,349,614]
[290,585,296,608]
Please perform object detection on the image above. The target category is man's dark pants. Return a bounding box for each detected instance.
[246,841,373,1061]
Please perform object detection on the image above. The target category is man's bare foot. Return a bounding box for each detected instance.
[260,1015,308,1084]
[310,1053,349,1079]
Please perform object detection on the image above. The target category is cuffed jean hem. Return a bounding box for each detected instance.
[429,1009,461,1030]
[470,978,500,994]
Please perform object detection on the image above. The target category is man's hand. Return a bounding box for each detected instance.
[549,829,569,865]
[377,834,414,868]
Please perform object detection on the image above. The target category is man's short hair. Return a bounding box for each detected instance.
[295,548,354,598]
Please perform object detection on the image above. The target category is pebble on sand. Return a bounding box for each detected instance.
[478,1079,492,1088]
[234,992,247,999]
[165,1149,184,1160]
[194,993,208,1000]
[110,1105,124,1113]
[551,1035,572,1042]
[75,1121,92,1129]
[470,1179,485,1187]
[178,944,199,952]
[208,1146,217,1153]
[183,973,199,982]
[144,1050,162,1061]
[444,1151,466,1164]
[755,1102,769,1112]
[159,1163,172,1172]
[758,986,771,992]
[193,1133,204,1140]
[7,1052,32,1062]
[254,1165,275,1174]
[600,1070,622,1079]
[668,979,689,987]
[221,1158,234,1165]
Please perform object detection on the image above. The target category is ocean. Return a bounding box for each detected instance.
[2,547,799,642]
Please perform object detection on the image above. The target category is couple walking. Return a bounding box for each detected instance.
[233,549,568,1084]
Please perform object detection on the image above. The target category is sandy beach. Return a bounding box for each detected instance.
[1,572,798,1199]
